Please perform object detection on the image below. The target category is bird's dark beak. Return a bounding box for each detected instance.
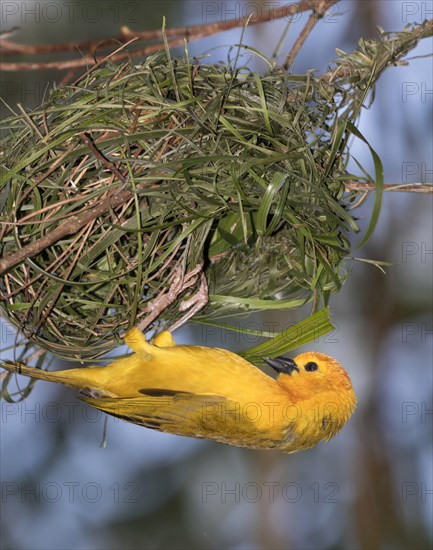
[262,356,299,376]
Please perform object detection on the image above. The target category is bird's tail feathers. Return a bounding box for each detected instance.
[1,360,71,384]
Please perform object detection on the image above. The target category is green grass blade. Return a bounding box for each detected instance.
[239,308,334,364]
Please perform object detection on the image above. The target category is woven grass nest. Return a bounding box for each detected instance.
[1,41,391,360]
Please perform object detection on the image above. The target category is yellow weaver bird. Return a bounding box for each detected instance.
[1,328,356,453]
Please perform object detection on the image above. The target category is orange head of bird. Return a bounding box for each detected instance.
[263,352,357,448]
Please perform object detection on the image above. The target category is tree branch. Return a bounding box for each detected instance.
[0,0,339,71]
[345,182,432,193]
[0,187,135,275]
[284,0,335,69]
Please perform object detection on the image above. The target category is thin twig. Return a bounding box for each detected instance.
[345,182,433,193]
[136,264,207,333]
[81,133,127,183]
[284,0,337,69]
[0,187,133,275]
[0,0,338,71]
[169,273,209,332]
[284,13,318,70]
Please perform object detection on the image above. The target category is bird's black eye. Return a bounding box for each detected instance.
[305,362,318,372]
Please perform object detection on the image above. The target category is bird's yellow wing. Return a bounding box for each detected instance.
[81,390,280,449]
